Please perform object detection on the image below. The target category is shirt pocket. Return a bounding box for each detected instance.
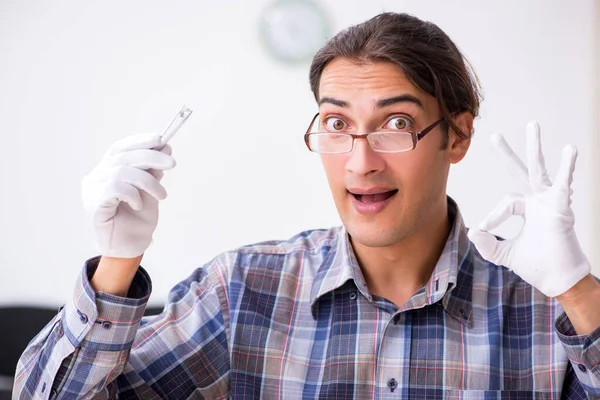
[444,390,551,400]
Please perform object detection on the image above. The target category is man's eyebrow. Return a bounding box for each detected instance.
[318,95,424,109]
[377,95,423,109]
[318,97,350,107]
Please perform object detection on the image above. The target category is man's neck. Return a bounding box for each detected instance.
[351,200,451,309]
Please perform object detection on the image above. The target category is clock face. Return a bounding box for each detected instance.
[259,0,331,64]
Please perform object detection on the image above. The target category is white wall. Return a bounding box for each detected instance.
[0,0,597,307]
[592,0,600,276]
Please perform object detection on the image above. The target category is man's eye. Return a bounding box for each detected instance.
[386,117,411,131]
[324,118,346,131]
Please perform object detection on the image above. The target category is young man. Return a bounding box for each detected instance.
[14,12,600,399]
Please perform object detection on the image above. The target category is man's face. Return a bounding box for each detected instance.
[317,58,470,248]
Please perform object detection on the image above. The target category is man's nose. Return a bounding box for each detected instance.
[345,136,385,177]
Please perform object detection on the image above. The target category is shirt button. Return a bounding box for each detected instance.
[102,321,112,329]
[387,378,398,392]
[78,312,88,324]
[349,292,357,300]
[460,309,467,319]
[578,364,587,372]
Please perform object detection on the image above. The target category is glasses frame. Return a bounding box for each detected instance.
[304,113,445,154]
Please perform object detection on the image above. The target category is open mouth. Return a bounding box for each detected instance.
[350,189,398,203]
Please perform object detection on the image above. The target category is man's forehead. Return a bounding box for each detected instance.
[318,58,426,108]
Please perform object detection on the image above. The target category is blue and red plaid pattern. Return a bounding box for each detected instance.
[13,199,600,399]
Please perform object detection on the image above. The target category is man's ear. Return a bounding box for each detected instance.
[447,112,474,164]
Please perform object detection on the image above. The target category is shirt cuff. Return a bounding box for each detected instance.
[555,312,600,393]
[61,256,152,351]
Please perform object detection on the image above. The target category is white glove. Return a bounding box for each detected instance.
[81,133,176,258]
[467,121,590,298]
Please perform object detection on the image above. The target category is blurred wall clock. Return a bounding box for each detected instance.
[259,0,331,65]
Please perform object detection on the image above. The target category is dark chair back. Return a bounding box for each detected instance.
[0,305,163,397]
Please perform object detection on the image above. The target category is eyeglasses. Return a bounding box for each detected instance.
[304,113,444,154]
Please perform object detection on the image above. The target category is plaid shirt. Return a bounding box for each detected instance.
[14,199,600,399]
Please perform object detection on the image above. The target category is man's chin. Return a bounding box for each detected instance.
[345,223,405,248]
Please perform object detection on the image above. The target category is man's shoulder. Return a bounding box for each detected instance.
[212,226,343,273]
[235,226,342,255]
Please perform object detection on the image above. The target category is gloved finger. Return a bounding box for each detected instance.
[467,228,511,267]
[108,149,176,171]
[490,133,531,194]
[554,144,577,191]
[148,169,164,181]
[526,121,552,192]
[106,133,163,156]
[110,166,168,201]
[478,193,526,232]
[98,180,143,211]
[147,145,172,181]
[159,144,172,156]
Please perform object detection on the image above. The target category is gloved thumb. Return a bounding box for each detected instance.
[467,228,511,267]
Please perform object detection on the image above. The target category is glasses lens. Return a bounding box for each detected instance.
[308,133,352,153]
[368,132,414,152]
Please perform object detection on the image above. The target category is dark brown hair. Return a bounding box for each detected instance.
[309,12,482,147]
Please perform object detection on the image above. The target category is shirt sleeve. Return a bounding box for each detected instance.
[13,255,232,400]
[556,312,600,397]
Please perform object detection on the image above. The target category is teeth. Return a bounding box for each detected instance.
[353,190,397,203]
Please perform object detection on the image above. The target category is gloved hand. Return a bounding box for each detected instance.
[467,121,590,298]
[81,133,176,258]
